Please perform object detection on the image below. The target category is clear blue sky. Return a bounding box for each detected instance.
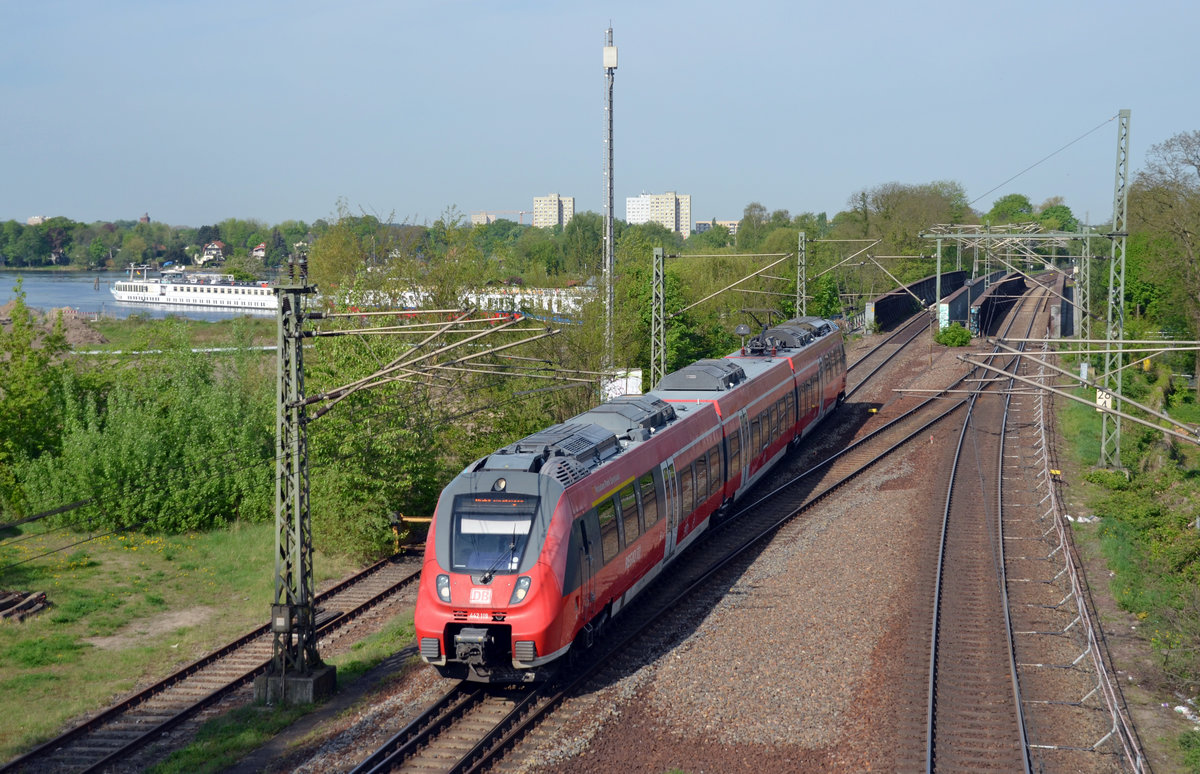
[4,0,1197,229]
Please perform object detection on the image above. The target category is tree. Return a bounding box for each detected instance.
[828,181,971,275]
[13,226,48,266]
[1129,130,1200,395]
[0,221,22,265]
[0,284,68,513]
[1034,197,1078,232]
[120,232,148,265]
[987,193,1034,224]
[687,222,732,251]
[196,224,221,246]
[562,211,603,276]
[792,211,830,239]
[513,226,562,277]
[736,202,769,252]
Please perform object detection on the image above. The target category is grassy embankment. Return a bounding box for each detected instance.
[0,521,363,763]
[1058,379,1200,772]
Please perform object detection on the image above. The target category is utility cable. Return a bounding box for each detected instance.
[969,113,1119,208]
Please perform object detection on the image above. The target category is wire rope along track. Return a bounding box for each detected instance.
[1014,341,1147,772]
[351,332,998,774]
[923,285,1048,773]
[2,554,423,774]
[844,311,930,400]
[990,331,1145,773]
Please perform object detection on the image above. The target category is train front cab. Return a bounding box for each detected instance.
[415,470,568,684]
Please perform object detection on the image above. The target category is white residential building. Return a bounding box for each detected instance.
[624,192,691,236]
[532,194,575,229]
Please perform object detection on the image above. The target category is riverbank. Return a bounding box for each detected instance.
[1,268,277,323]
[0,297,276,351]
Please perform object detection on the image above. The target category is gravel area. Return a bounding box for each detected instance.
[508,442,936,774]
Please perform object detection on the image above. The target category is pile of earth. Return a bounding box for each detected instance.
[0,300,108,348]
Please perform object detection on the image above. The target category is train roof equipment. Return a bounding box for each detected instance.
[655,359,746,392]
[469,395,680,486]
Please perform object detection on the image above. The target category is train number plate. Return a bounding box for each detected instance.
[469,587,493,605]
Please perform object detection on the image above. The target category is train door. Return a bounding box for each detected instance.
[738,410,750,485]
[576,518,596,610]
[661,460,680,560]
[817,354,826,415]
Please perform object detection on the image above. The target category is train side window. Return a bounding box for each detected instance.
[707,446,721,496]
[640,473,658,527]
[728,429,740,473]
[695,456,707,502]
[784,393,795,426]
[767,405,778,442]
[598,497,619,563]
[680,467,694,516]
[751,418,760,452]
[619,482,640,544]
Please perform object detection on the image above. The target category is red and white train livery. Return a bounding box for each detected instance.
[414,316,847,682]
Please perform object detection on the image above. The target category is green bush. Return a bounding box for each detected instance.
[14,323,274,532]
[935,322,971,347]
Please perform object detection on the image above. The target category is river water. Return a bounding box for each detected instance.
[0,269,274,322]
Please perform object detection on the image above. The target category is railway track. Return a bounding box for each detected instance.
[348,307,992,773]
[3,554,423,774]
[921,282,1048,771]
[844,310,931,399]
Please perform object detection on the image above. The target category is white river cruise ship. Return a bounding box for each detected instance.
[110,265,279,312]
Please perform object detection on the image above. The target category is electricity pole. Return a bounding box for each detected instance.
[255,254,334,704]
[1100,109,1130,469]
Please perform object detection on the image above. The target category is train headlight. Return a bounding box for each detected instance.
[436,574,451,603]
[509,576,532,605]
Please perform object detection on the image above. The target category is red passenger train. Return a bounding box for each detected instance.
[414,316,847,683]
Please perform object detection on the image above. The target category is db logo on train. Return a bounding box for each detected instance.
[469,588,493,606]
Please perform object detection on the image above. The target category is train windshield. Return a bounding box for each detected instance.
[450,493,540,575]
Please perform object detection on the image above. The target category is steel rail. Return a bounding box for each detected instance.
[993,294,1044,772]
[349,684,484,774]
[2,555,421,774]
[846,310,926,374]
[924,284,1044,772]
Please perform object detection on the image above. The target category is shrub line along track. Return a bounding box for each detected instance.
[351,313,997,774]
[923,282,1045,771]
[2,555,422,774]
